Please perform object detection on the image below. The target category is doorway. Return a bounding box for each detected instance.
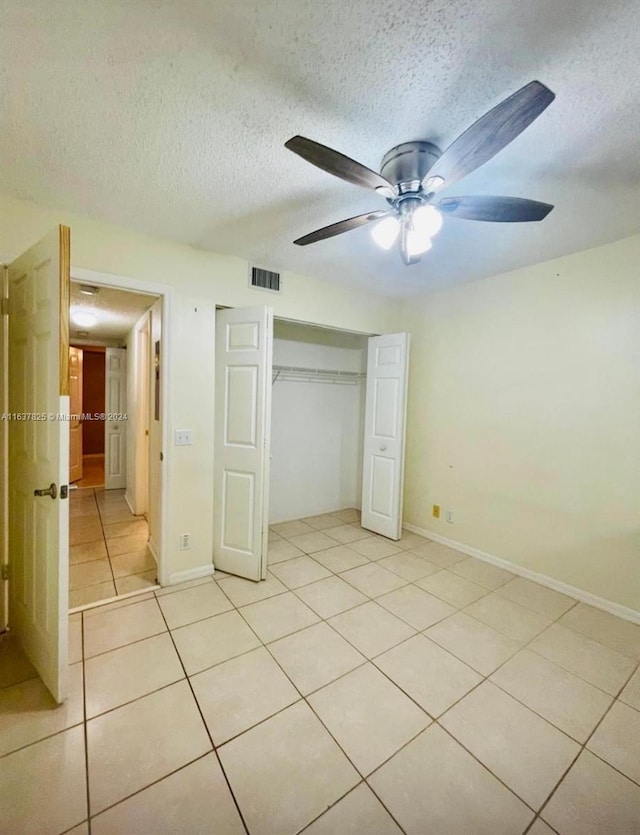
[70,345,106,488]
[68,280,161,608]
[269,319,369,523]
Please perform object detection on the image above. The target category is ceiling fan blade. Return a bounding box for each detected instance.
[437,195,553,222]
[294,211,389,246]
[423,81,555,191]
[286,136,395,198]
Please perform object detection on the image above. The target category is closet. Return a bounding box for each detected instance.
[270,319,368,523]
[213,305,409,581]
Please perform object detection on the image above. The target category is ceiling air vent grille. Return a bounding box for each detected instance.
[251,266,281,292]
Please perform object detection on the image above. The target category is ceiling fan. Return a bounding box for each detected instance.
[285,81,555,265]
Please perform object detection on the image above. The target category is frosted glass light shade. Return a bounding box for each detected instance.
[405,227,432,257]
[371,216,400,250]
[412,205,443,237]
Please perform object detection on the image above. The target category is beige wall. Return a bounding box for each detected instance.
[0,194,398,334]
[4,193,638,611]
[402,233,640,611]
[0,194,401,583]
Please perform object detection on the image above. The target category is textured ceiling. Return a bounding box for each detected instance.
[70,282,156,341]
[2,0,640,298]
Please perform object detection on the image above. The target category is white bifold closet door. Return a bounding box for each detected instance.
[214,306,273,581]
[361,332,410,540]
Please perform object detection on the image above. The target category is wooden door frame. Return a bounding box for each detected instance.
[71,267,172,586]
[0,266,8,630]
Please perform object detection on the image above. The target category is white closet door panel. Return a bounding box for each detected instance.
[214,307,272,580]
[361,332,410,539]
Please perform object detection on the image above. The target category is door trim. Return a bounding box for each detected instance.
[71,267,172,585]
[0,265,7,631]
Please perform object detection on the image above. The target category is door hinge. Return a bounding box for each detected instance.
[1,297,8,316]
[1,564,9,581]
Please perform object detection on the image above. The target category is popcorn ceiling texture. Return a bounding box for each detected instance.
[1,0,639,298]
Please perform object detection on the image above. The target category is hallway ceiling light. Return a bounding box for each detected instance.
[79,284,99,295]
[72,311,98,328]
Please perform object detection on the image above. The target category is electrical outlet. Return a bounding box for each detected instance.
[175,430,193,446]
[446,510,454,523]
[432,504,440,519]
[180,533,191,550]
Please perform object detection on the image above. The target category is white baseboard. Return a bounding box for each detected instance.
[271,505,362,525]
[124,491,135,515]
[403,523,640,625]
[146,538,159,565]
[166,564,215,587]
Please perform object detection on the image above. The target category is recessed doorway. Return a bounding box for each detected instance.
[68,281,161,608]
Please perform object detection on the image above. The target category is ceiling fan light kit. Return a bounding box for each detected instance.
[285,80,556,266]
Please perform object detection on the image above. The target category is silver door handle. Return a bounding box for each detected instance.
[34,483,57,499]
[380,444,387,452]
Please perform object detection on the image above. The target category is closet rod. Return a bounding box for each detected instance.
[272,364,365,385]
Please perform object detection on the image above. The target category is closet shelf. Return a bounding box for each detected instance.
[272,364,365,385]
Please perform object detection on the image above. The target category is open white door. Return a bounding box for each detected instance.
[7,226,70,703]
[214,306,272,581]
[361,332,410,540]
[104,347,126,490]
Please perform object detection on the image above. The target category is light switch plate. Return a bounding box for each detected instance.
[175,429,193,446]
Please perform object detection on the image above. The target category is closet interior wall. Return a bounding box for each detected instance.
[270,320,369,523]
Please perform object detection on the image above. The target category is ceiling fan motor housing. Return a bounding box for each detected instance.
[380,141,442,194]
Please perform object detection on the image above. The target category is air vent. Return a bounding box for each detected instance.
[250,266,281,293]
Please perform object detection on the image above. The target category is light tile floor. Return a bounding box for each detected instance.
[69,486,157,608]
[1,510,639,834]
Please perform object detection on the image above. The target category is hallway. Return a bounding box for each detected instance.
[69,487,157,608]
[73,454,105,489]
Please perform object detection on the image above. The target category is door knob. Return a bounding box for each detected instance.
[380,444,387,452]
[34,483,57,499]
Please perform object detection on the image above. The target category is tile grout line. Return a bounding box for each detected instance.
[81,609,92,835]
[71,487,153,605]
[87,751,214,823]
[80,594,251,830]
[255,538,640,813]
[534,657,640,828]
[60,517,639,833]
[70,487,115,601]
[223,584,411,835]
[224,558,539,822]
[152,595,252,835]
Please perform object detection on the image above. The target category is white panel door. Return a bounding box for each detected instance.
[8,226,70,703]
[361,332,410,540]
[104,347,126,490]
[214,306,272,581]
[68,347,83,483]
